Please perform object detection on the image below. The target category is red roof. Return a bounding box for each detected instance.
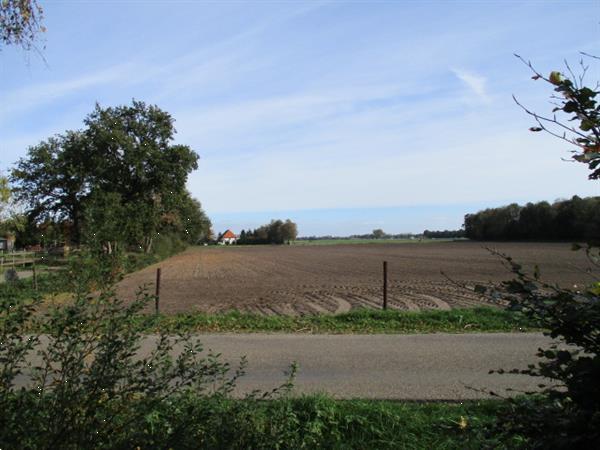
[221,230,236,239]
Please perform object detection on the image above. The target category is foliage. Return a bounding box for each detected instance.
[463,196,600,241]
[423,229,466,239]
[96,306,537,335]
[0,0,44,51]
[515,54,600,179]
[0,256,296,449]
[371,228,386,239]
[0,389,526,449]
[0,174,8,205]
[480,250,600,448]
[483,55,600,449]
[3,268,18,283]
[11,101,210,250]
[238,219,298,245]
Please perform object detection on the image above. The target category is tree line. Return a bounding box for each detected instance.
[3,101,212,255]
[238,220,298,245]
[422,229,465,239]
[297,229,418,241]
[463,195,600,241]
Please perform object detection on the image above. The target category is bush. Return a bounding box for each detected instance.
[0,257,292,449]
[483,249,600,449]
[153,233,187,260]
[3,268,18,283]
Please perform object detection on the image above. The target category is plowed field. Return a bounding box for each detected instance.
[116,242,591,315]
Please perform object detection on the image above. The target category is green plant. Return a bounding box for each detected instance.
[484,55,600,449]
[0,257,297,449]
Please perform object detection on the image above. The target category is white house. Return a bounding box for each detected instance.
[218,229,237,245]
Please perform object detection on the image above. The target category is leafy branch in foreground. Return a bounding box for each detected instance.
[0,255,295,449]
[514,53,599,179]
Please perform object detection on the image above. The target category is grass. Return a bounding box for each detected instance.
[128,395,525,449]
[0,392,527,449]
[134,306,538,334]
[291,238,459,246]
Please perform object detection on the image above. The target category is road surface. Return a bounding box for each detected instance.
[156,332,553,400]
[14,333,555,400]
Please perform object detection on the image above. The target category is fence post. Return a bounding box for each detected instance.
[32,259,38,291]
[383,261,388,310]
[155,268,161,314]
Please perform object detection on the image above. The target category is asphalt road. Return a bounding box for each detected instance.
[14,333,555,400]
[163,333,553,400]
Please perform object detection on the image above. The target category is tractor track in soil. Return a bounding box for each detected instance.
[117,241,590,315]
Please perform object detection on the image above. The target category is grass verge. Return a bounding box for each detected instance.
[0,393,527,449]
[125,395,526,449]
[134,306,538,334]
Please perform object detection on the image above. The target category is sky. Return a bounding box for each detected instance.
[1,0,599,236]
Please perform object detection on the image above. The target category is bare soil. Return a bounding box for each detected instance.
[116,242,592,315]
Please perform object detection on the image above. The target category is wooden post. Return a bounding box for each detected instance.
[383,261,388,310]
[155,268,161,314]
[32,260,38,291]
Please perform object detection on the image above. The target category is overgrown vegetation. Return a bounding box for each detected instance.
[483,55,600,449]
[1,394,529,449]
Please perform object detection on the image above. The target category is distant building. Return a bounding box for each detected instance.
[0,237,15,252]
[218,229,237,245]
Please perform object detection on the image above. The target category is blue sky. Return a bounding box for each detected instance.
[1,0,599,236]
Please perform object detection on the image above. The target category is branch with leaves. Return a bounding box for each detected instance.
[514,53,600,179]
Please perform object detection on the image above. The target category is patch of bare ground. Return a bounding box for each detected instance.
[116,241,592,315]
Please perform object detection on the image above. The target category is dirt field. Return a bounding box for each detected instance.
[116,242,593,315]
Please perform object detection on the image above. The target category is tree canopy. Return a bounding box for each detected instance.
[11,100,210,251]
[0,0,45,51]
[238,219,298,245]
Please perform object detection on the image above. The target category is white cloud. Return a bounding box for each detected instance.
[451,68,490,103]
[0,63,136,121]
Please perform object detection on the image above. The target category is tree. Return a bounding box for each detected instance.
[11,101,201,251]
[0,173,11,223]
[372,229,386,239]
[239,219,298,245]
[281,219,298,243]
[11,131,89,244]
[0,0,45,51]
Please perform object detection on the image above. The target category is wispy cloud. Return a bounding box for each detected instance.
[0,63,136,121]
[451,68,490,103]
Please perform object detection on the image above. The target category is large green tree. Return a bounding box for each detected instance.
[11,101,202,250]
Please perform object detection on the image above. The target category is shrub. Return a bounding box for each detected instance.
[483,249,600,449]
[3,268,18,283]
[0,257,273,449]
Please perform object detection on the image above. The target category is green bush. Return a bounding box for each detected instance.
[482,249,600,449]
[0,258,268,449]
